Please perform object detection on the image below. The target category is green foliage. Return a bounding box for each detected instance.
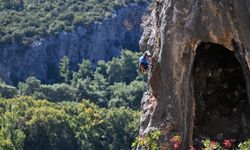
[108,80,146,109]
[0,0,151,45]
[24,106,78,150]
[36,83,76,102]
[72,72,109,106]
[72,59,93,82]
[2,50,146,109]
[0,82,17,98]
[59,56,71,83]
[73,78,92,102]
[2,50,146,110]
[238,139,250,149]
[86,73,109,106]
[1,0,24,10]
[106,108,140,149]
[96,60,108,76]
[107,50,141,84]
[191,138,250,150]
[18,76,41,96]
[0,112,25,150]
[0,96,140,149]
[72,50,145,109]
[132,130,161,150]
[202,139,221,150]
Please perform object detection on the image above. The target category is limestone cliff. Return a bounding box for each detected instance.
[139,0,250,149]
[0,4,148,85]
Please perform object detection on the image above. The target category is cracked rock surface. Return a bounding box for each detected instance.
[139,0,250,149]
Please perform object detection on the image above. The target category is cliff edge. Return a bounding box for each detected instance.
[139,0,250,149]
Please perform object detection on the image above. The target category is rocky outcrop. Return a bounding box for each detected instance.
[0,4,148,85]
[139,0,250,149]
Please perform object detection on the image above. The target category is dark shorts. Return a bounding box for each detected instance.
[141,62,149,70]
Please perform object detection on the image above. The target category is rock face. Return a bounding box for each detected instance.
[0,4,148,85]
[139,0,250,149]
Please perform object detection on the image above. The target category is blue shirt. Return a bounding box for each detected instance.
[139,56,149,65]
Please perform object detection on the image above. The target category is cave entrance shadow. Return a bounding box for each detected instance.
[192,42,248,147]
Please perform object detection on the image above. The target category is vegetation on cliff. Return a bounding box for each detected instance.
[1,50,146,109]
[0,50,146,149]
[0,0,150,45]
[0,96,140,149]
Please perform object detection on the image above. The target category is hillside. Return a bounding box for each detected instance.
[0,0,150,45]
[0,50,146,109]
[0,1,151,85]
[0,50,146,149]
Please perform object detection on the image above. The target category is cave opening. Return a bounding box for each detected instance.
[192,42,249,147]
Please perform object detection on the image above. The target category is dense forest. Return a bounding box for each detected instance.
[0,0,150,45]
[0,50,146,109]
[0,50,146,149]
[0,97,140,150]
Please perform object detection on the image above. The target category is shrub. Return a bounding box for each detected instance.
[37,84,76,102]
[0,83,18,98]
[132,130,161,150]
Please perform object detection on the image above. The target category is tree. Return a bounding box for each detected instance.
[106,50,141,84]
[37,83,76,102]
[119,50,140,84]
[96,60,108,78]
[87,72,109,107]
[59,56,71,83]
[0,97,141,150]
[0,112,25,150]
[72,59,93,83]
[18,77,41,96]
[105,108,140,150]
[108,82,130,108]
[128,80,146,109]
[24,107,78,150]
[0,82,18,98]
[108,80,146,109]
[107,58,123,84]
[73,78,91,102]
[2,0,24,10]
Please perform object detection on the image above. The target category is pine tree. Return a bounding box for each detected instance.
[59,56,71,83]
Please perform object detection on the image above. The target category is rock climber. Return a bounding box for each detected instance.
[138,50,151,73]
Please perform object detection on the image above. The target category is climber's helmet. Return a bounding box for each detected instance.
[144,50,151,57]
